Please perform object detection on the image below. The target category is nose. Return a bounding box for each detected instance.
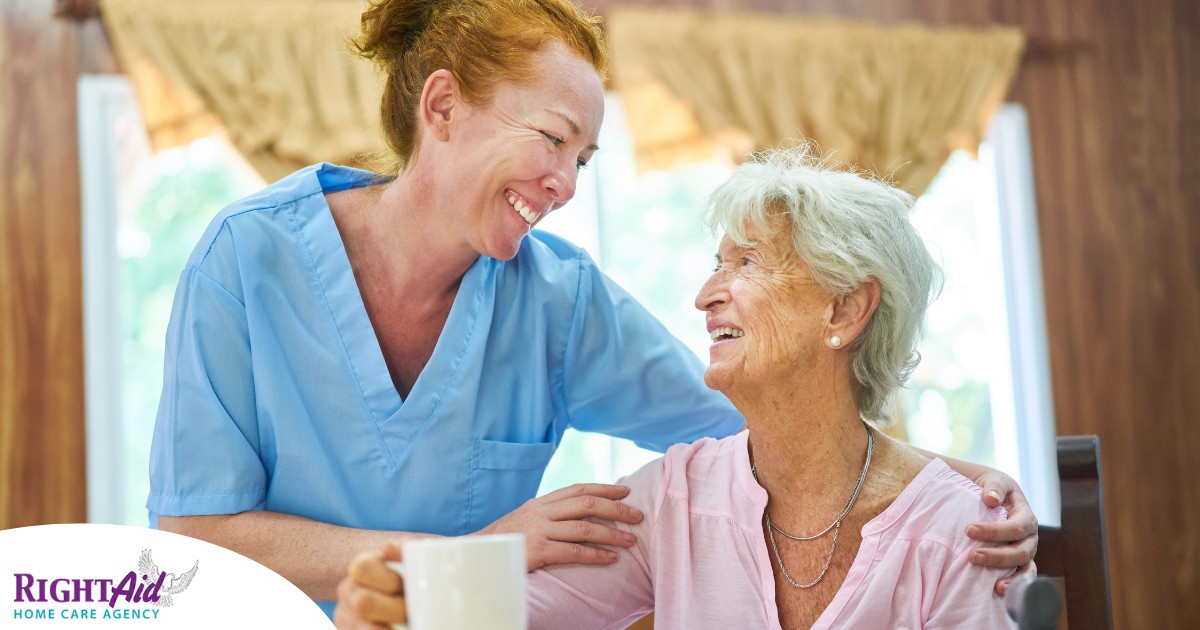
[543,163,578,205]
[694,270,729,313]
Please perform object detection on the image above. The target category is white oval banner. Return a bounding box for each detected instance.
[0,524,333,629]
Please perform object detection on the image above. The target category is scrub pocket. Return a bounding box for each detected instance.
[468,438,556,530]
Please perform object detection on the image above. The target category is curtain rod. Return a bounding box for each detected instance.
[1023,36,1093,61]
[61,0,1088,60]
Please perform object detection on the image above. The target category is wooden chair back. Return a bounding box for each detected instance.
[1033,435,1114,629]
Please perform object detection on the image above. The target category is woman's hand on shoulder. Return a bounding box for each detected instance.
[967,471,1039,595]
[334,543,406,629]
[477,483,644,571]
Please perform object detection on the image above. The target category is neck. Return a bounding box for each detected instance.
[340,165,479,302]
[735,369,872,526]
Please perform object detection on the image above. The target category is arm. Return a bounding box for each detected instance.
[924,543,1018,630]
[524,458,662,629]
[335,464,662,630]
[527,535,654,630]
[161,512,431,602]
[562,253,744,450]
[162,483,647,601]
[334,544,654,630]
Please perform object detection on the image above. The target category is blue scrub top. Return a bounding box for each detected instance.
[148,163,743,612]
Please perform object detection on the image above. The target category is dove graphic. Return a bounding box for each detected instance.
[138,550,199,608]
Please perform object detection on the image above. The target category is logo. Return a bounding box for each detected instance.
[138,550,199,607]
[10,549,198,622]
[1,523,333,627]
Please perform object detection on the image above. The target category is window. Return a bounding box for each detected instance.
[81,79,1056,525]
[901,105,1058,523]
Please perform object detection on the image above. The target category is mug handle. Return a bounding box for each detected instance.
[385,561,408,630]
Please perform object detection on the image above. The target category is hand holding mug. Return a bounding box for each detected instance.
[334,535,527,630]
[334,543,406,629]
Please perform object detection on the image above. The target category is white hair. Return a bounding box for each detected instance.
[702,145,943,425]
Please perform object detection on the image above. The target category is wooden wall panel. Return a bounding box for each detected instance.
[0,0,97,528]
[1012,1,1200,626]
[587,0,1198,627]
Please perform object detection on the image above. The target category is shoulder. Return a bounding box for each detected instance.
[522,229,590,262]
[660,432,747,488]
[495,231,599,304]
[508,230,597,282]
[870,459,1007,556]
[623,432,758,527]
[187,163,380,268]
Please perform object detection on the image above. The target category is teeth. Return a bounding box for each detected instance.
[709,326,745,341]
[507,193,539,225]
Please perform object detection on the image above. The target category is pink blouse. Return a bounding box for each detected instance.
[528,430,1016,629]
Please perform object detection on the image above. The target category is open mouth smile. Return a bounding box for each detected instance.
[506,191,544,226]
[709,326,745,342]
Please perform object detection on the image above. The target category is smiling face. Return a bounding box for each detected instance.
[440,43,604,261]
[694,221,836,394]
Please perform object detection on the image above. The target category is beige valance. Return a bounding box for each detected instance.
[607,8,1025,194]
[100,1,1023,192]
[99,0,384,182]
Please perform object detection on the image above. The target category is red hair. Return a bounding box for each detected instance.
[354,0,608,172]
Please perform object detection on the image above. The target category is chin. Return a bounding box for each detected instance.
[491,248,521,262]
[484,234,527,261]
[703,367,733,393]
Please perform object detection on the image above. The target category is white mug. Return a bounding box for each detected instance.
[388,533,527,630]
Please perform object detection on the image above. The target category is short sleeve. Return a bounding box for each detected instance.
[527,459,664,629]
[147,261,267,518]
[560,252,743,452]
[923,540,1017,629]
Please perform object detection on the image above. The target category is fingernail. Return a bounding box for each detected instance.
[623,532,636,543]
[607,550,619,560]
[966,526,980,538]
[631,509,644,521]
[987,490,1002,501]
[972,552,985,564]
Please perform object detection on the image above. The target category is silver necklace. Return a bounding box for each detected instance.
[751,422,874,589]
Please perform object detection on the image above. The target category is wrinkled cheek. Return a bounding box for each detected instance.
[753,322,805,371]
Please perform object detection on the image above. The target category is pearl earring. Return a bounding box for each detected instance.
[830,336,842,348]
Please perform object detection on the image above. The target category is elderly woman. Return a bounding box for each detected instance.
[336,147,1018,628]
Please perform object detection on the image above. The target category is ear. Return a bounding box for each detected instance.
[419,69,462,142]
[825,277,881,349]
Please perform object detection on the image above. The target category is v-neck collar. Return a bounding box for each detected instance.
[739,432,954,629]
[297,163,493,465]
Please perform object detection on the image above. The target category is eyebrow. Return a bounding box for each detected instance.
[546,109,600,151]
